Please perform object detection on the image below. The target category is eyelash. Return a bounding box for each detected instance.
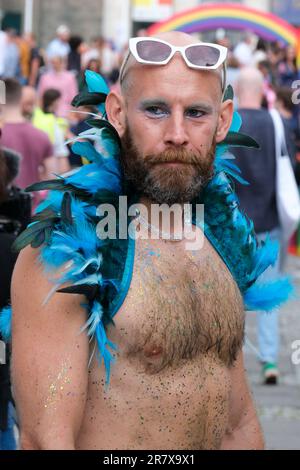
[143,106,206,119]
[186,109,205,118]
[145,106,168,117]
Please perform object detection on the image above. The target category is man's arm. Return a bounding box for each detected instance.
[28,57,40,88]
[11,246,89,450]
[221,350,264,450]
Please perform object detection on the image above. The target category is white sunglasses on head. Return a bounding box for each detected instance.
[120,37,228,90]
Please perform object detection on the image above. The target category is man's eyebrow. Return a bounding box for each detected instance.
[139,99,214,113]
[186,102,214,113]
[139,99,169,108]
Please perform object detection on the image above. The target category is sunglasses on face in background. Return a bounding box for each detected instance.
[120,37,228,91]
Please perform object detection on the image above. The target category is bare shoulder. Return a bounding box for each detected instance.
[11,245,86,333]
[13,245,45,290]
[12,245,60,312]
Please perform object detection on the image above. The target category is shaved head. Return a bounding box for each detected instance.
[236,67,264,95]
[120,31,225,97]
[235,67,264,107]
[156,31,200,45]
[21,86,37,119]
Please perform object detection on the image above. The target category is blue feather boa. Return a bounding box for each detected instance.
[0,71,294,383]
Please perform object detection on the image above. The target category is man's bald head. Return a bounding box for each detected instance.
[155,31,199,45]
[21,86,37,119]
[236,67,264,94]
[22,86,37,102]
[235,67,264,108]
[120,32,225,97]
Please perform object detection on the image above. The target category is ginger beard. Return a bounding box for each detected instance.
[120,124,216,205]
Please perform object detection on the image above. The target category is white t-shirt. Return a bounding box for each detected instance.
[233,42,253,67]
[46,38,70,59]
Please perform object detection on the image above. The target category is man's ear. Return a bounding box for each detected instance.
[215,99,234,144]
[105,91,126,137]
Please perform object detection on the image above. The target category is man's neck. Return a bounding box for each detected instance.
[2,107,26,124]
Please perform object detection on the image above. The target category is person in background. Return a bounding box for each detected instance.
[0,146,31,450]
[67,35,83,78]
[24,33,45,88]
[38,56,78,119]
[81,37,100,69]
[233,67,293,385]
[16,34,31,84]
[2,29,20,80]
[46,25,71,61]
[98,37,120,84]
[252,38,267,66]
[215,28,231,50]
[1,79,56,209]
[79,58,102,91]
[275,87,299,185]
[275,87,297,164]
[267,42,284,87]
[21,86,37,121]
[278,45,298,88]
[257,60,276,109]
[233,32,254,67]
[33,89,70,174]
[82,36,119,82]
[0,147,31,235]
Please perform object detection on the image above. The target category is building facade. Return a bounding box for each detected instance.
[0,0,104,46]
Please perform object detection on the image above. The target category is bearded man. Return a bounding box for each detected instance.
[2,32,291,450]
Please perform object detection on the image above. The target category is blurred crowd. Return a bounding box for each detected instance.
[0,26,299,197]
[0,24,128,207]
[223,32,300,168]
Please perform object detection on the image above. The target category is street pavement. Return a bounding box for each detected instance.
[244,255,300,450]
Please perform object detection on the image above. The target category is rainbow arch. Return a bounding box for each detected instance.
[147,3,300,67]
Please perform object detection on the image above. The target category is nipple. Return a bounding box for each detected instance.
[144,345,163,358]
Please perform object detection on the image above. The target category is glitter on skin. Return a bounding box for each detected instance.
[44,361,72,409]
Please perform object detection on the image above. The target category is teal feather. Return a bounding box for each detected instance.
[222,131,260,149]
[71,91,107,109]
[95,318,117,385]
[71,141,103,163]
[230,111,242,132]
[85,70,110,95]
[0,306,12,341]
[85,70,109,115]
[223,84,234,101]
[244,277,294,311]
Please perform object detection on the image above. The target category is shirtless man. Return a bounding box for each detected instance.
[11,32,264,450]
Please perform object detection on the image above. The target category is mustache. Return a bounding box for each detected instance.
[145,149,202,166]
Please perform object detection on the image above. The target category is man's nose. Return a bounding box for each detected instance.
[164,112,189,147]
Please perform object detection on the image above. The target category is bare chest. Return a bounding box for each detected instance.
[110,236,245,372]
